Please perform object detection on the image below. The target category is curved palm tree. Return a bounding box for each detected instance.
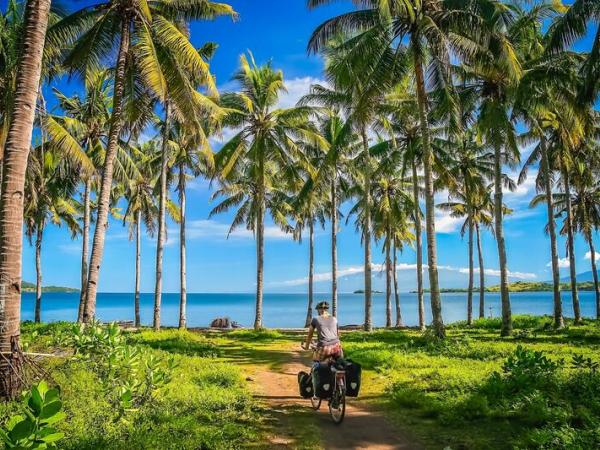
[49,0,235,323]
[213,54,325,329]
[0,0,52,399]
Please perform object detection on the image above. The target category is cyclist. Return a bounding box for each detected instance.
[301,301,343,396]
[301,301,342,360]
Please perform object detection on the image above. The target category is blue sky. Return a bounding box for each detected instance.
[13,0,600,293]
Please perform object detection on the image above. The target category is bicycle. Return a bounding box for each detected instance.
[302,343,346,424]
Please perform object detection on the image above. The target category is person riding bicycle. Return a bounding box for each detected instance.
[301,301,342,361]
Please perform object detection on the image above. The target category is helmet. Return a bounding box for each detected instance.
[315,301,330,310]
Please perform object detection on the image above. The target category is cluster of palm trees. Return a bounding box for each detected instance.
[0,0,598,399]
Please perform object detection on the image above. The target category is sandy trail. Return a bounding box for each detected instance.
[250,349,421,450]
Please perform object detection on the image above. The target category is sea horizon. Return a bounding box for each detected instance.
[21,291,599,329]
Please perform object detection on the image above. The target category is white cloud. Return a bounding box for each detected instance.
[434,213,463,234]
[58,243,81,254]
[279,76,325,109]
[584,251,600,262]
[184,219,291,241]
[269,262,536,286]
[547,257,570,269]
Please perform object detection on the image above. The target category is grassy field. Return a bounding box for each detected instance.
[1,316,599,449]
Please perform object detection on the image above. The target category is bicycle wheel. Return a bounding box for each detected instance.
[310,396,322,410]
[328,386,346,424]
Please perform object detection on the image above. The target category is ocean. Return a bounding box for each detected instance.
[20,291,599,328]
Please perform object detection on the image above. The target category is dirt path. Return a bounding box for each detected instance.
[249,349,421,450]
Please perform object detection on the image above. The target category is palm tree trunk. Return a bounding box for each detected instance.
[361,127,372,332]
[412,162,425,330]
[493,141,512,336]
[84,18,131,322]
[255,151,265,330]
[305,220,314,327]
[588,234,600,320]
[178,165,187,329]
[540,135,563,328]
[0,0,51,400]
[562,168,581,324]
[393,240,402,327]
[134,210,141,328]
[467,199,474,326]
[331,176,338,317]
[154,103,170,331]
[34,226,43,323]
[385,228,392,328]
[414,54,444,337]
[77,179,90,323]
[476,223,485,319]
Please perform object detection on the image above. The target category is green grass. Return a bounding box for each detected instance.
[339,316,600,449]
[3,323,264,450]
[5,316,600,450]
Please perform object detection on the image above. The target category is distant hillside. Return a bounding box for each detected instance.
[419,280,598,293]
[22,281,79,293]
[353,289,383,294]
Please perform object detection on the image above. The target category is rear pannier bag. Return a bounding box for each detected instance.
[344,359,362,397]
[297,371,313,398]
[313,364,334,399]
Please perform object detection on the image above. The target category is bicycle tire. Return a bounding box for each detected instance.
[329,387,346,424]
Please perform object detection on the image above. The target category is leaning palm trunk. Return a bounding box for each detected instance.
[393,241,402,327]
[412,162,425,330]
[540,136,563,328]
[154,104,170,331]
[476,223,485,319]
[178,165,187,329]
[254,153,265,330]
[562,168,581,324]
[361,128,372,332]
[34,227,43,323]
[466,205,474,326]
[385,229,392,328]
[414,55,444,338]
[493,141,512,336]
[305,220,314,327]
[84,19,131,322]
[77,179,91,323]
[331,176,338,317]
[587,233,600,320]
[134,211,141,328]
[0,0,51,399]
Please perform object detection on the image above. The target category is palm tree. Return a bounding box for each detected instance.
[0,0,52,399]
[548,0,600,103]
[304,32,402,331]
[24,142,82,323]
[213,54,324,329]
[371,167,414,328]
[122,142,158,328]
[308,0,506,337]
[48,69,112,321]
[437,135,493,325]
[294,109,359,318]
[49,0,234,323]
[169,118,215,329]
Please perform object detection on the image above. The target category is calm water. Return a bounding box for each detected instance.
[21,291,598,328]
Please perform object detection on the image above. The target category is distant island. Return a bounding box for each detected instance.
[22,281,79,293]
[353,289,384,294]
[416,281,598,293]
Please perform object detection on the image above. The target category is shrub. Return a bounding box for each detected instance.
[0,381,65,449]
